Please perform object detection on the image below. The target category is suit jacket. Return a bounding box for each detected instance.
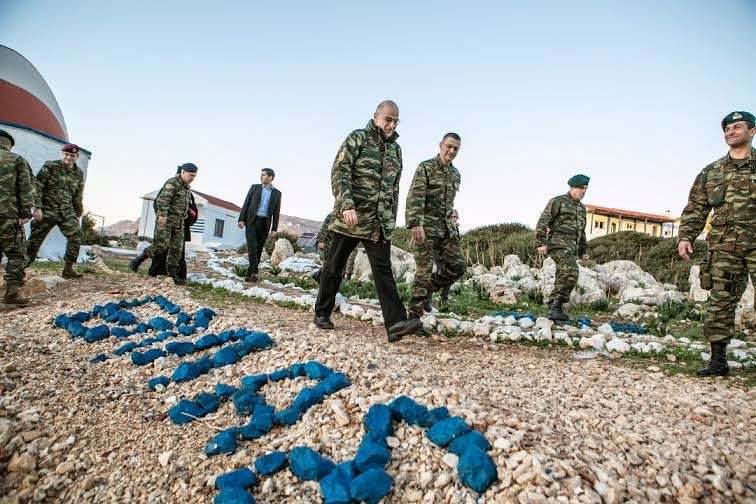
[239,184,281,232]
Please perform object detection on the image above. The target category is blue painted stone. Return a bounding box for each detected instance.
[254,451,287,476]
[117,311,137,325]
[139,295,153,304]
[213,487,255,504]
[205,428,239,456]
[168,400,204,424]
[67,321,87,338]
[232,328,249,339]
[290,363,306,377]
[215,467,257,490]
[457,446,497,492]
[91,305,104,315]
[132,322,149,334]
[111,327,131,338]
[426,416,471,447]
[363,404,393,439]
[240,374,268,391]
[172,362,201,382]
[314,373,350,395]
[54,314,70,328]
[304,361,333,380]
[195,392,220,413]
[291,387,325,412]
[175,313,192,326]
[178,325,196,336]
[71,311,91,322]
[148,376,170,390]
[244,332,273,349]
[232,341,254,358]
[194,317,210,330]
[148,317,173,331]
[196,307,217,320]
[156,331,175,342]
[389,396,428,425]
[272,407,300,426]
[165,303,181,315]
[131,348,167,366]
[195,334,221,350]
[354,438,391,472]
[218,330,235,343]
[419,406,457,426]
[195,356,214,374]
[232,389,264,416]
[88,353,109,364]
[215,384,238,401]
[289,446,335,481]
[240,404,275,439]
[139,337,159,347]
[101,302,119,317]
[114,342,138,356]
[213,347,239,368]
[166,341,195,357]
[320,462,355,504]
[269,369,290,381]
[154,295,169,306]
[350,469,392,504]
[448,430,491,456]
[84,324,110,343]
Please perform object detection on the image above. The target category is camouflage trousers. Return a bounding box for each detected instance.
[550,249,578,303]
[409,235,466,316]
[704,246,756,343]
[147,222,185,271]
[27,214,81,265]
[0,219,28,284]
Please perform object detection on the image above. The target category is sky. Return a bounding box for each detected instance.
[2,0,755,232]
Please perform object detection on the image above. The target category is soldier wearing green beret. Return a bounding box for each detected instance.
[535,174,590,321]
[406,133,466,330]
[0,129,39,309]
[26,143,85,278]
[678,110,756,378]
[129,163,198,285]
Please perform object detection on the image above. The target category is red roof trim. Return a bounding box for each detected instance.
[585,204,677,223]
[191,190,241,212]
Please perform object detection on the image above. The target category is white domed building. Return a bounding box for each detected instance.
[1,44,92,259]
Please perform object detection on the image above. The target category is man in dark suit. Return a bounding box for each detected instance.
[238,168,281,282]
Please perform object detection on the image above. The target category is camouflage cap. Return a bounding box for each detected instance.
[178,163,198,173]
[0,129,15,147]
[62,143,80,153]
[721,111,755,130]
[568,174,590,188]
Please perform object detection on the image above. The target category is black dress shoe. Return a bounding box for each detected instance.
[313,315,335,329]
[387,318,423,342]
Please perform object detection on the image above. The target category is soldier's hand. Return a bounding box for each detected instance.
[678,240,693,260]
[411,225,426,244]
[343,209,358,227]
[537,245,548,255]
[158,216,167,227]
[238,221,245,229]
[33,209,43,222]
[19,218,30,226]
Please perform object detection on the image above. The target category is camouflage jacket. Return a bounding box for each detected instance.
[679,148,755,251]
[535,193,587,255]
[155,175,192,227]
[405,155,461,239]
[36,159,85,218]
[329,120,403,241]
[0,146,36,220]
[316,211,336,243]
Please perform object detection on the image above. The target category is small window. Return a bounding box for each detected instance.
[626,223,633,230]
[214,219,224,238]
[598,221,604,229]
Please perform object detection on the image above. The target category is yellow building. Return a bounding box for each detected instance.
[585,205,679,240]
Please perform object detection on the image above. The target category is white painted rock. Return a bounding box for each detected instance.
[606,337,631,353]
[519,318,535,329]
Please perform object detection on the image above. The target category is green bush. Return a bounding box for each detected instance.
[460,223,535,267]
[391,227,413,252]
[80,213,109,246]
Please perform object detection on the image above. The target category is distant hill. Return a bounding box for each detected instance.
[278,214,323,235]
[103,219,139,236]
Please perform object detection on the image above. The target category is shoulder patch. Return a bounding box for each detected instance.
[164,183,174,189]
[338,150,346,162]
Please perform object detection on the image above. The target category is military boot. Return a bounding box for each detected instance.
[547,300,569,322]
[168,267,186,285]
[3,282,29,309]
[697,342,730,377]
[62,262,83,279]
[129,249,149,272]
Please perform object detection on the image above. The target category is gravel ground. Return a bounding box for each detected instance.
[0,269,754,504]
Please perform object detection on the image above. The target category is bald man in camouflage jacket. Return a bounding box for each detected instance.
[313,100,421,342]
[678,111,756,378]
[406,133,466,328]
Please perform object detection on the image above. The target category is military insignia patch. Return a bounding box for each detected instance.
[338,150,346,162]
[733,112,742,119]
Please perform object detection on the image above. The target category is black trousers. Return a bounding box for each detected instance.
[315,232,407,331]
[148,242,187,279]
[245,217,269,274]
